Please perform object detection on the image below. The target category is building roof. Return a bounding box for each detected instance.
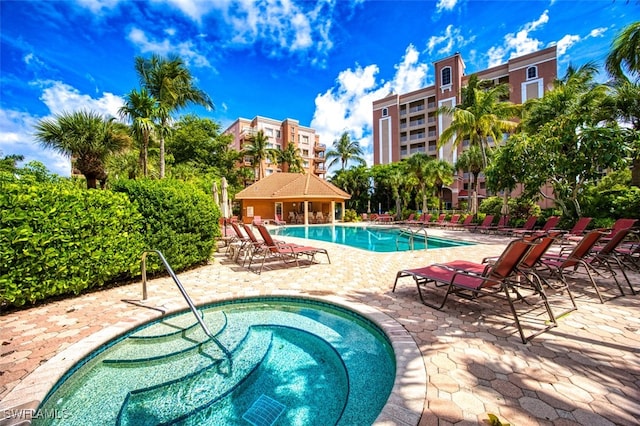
[234,173,351,200]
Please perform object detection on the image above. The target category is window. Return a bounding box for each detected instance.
[265,128,273,137]
[276,130,281,138]
[526,66,537,80]
[302,149,309,156]
[382,108,388,117]
[441,67,451,86]
[301,135,309,144]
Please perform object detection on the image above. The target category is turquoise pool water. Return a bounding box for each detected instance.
[272,225,475,252]
[35,298,395,426]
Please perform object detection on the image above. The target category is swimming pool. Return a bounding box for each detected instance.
[34,297,396,425]
[272,225,475,252]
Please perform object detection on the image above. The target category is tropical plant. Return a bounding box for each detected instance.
[325,132,366,171]
[438,83,521,166]
[427,159,455,212]
[0,152,24,173]
[134,54,214,178]
[405,153,433,213]
[118,88,156,177]
[279,143,304,173]
[34,110,129,189]
[455,145,486,215]
[243,129,279,180]
[329,166,370,211]
[606,21,640,82]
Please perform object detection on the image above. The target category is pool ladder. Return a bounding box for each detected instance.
[141,250,232,368]
[395,227,429,251]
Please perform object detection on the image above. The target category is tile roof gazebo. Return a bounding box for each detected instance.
[234,173,351,225]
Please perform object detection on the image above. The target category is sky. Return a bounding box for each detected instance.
[1,0,638,177]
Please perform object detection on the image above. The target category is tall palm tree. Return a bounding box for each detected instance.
[243,129,279,180]
[438,83,521,166]
[405,153,433,213]
[34,110,129,188]
[118,88,156,177]
[135,54,213,178]
[455,145,485,215]
[325,132,366,171]
[427,159,455,213]
[606,21,640,82]
[279,143,304,173]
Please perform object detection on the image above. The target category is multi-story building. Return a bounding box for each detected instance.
[223,116,326,181]
[372,45,557,209]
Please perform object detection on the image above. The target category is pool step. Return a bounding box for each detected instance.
[102,311,228,365]
[116,327,273,426]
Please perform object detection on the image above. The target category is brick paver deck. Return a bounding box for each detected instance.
[1,227,639,425]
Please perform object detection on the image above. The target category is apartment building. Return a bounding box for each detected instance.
[223,116,326,181]
[372,45,557,208]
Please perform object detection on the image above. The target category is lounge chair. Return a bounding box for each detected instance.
[425,213,446,227]
[501,216,537,236]
[469,215,494,233]
[515,216,560,237]
[440,214,461,228]
[601,218,637,242]
[252,216,263,226]
[272,214,286,226]
[457,215,475,230]
[393,238,556,343]
[535,229,608,303]
[487,215,510,234]
[227,222,252,261]
[248,225,330,274]
[559,217,592,243]
[584,228,636,299]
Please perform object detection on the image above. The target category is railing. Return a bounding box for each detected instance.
[141,250,232,367]
[396,227,429,251]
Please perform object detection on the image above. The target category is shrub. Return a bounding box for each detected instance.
[0,180,145,307]
[343,209,360,222]
[112,179,220,272]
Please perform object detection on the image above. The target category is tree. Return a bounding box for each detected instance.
[0,152,24,173]
[405,153,433,213]
[455,145,486,215]
[34,110,129,189]
[118,88,156,177]
[606,21,640,82]
[438,83,521,166]
[325,132,366,171]
[243,129,279,180]
[329,166,370,211]
[279,143,304,173]
[135,54,213,178]
[427,159,455,213]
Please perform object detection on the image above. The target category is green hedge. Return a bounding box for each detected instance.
[112,179,220,272]
[0,181,145,307]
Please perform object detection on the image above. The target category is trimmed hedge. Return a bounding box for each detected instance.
[1,181,145,307]
[112,179,220,272]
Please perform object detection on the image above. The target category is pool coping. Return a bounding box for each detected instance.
[0,293,426,426]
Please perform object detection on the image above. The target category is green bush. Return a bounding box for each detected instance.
[343,209,361,222]
[479,196,541,226]
[112,179,220,272]
[0,181,145,307]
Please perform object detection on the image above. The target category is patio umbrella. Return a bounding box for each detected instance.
[221,177,230,219]
[501,192,510,216]
[212,181,220,209]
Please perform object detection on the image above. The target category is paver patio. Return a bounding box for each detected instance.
[1,227,639,425]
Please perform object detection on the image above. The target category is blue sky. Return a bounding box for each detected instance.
[1,0,638,176]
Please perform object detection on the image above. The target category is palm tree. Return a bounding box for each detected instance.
[34,110,129,188]
[0,152,24,173]
[438,83,521,166]
[135,54,213,178]
[279,143,304,173]
[118,88,156,177]
[426,159,455,213]
[405,153,433,213]
[325,132,366,171]
[243,130,279,180]
[606,21,640,82]
[455,145,485,215]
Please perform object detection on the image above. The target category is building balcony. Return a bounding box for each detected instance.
[314,143,326,152]
[314,156,326,163]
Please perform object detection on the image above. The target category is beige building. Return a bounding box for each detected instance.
[372,46,557,209]
[223,116,327,181]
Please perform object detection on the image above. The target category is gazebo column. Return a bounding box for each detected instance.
[330,201,335,223]
[341,201,346,221]
[304,201,309,225]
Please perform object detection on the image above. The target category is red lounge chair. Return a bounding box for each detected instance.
[487,215,510,234]
[601,218,637,241]
[393,238,556,343]
[457,215,475,230]
[249,225,330,274]
[227,222,252,261]
[501,216,537,236]
[273,214,286,226]
[585,228,636,299]
[470,215,494,233]
[516,216,560,237]
[425,213,446,227]
[252,215,263,226]
[441,214,461,228]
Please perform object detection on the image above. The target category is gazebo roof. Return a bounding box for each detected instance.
[234,173,351,200]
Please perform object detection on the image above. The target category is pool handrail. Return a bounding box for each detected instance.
[140,250,233,367]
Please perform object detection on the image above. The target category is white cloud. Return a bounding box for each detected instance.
[76,0,122,13]
[127,28,212,69]
[311,45,429,171]
[427,24,470,56]
[436,0,457,13]
[0,82,126,176]
[485,10,549,66]
[487,46,507,68]
[556,34,581,56]
[589,27,607,38]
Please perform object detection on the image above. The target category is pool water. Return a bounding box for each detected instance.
[272,225,475,252]
[35,298,395,426]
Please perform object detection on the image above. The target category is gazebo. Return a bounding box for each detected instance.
[234,173,351,225]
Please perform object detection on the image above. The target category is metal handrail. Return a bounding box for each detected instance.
[396,227,429,251]
[140,250,232,370]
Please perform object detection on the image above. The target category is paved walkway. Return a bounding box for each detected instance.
[1,227,639,425]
